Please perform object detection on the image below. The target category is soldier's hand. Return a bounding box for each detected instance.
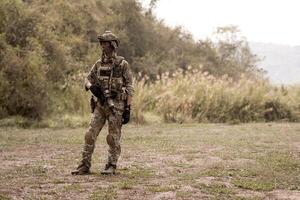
[122,105,131,124]
[89,85,102,99]
[85,80,92,91]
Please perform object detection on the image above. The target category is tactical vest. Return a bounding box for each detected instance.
[96,56,125,94]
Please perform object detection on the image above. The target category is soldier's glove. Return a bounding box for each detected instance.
[89,85,105,105]
[122,105,131,124]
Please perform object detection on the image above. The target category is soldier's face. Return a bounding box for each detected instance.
[100,41,113,54]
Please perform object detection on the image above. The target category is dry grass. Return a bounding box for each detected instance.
[1,123,300,199]
[133,69,300,124]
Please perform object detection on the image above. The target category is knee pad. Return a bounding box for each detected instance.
[106,134,115,146]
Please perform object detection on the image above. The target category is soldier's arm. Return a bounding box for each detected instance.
[122,60,134,106]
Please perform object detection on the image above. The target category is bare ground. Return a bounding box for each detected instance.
[0,123,300,200]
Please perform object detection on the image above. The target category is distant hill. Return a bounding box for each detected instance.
[250,42,300,85]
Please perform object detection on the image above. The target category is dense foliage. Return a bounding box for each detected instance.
[0,0,281,122]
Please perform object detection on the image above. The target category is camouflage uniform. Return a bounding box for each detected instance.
[72,31,133,175]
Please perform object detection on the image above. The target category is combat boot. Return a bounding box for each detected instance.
[71,162,90,175]
[71,144,94,175]
[101,163,116,175]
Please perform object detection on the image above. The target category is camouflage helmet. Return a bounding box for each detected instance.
[98,31,120,49]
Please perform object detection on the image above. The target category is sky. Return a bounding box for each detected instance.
[140,0,300,84]
[142,0,300,46]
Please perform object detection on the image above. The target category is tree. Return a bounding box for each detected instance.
[212,26,262,79]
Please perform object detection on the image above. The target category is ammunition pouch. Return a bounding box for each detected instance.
[109,91,127,101]
[89,85,127,112]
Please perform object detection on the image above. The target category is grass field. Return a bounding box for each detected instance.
[0,123,300,200]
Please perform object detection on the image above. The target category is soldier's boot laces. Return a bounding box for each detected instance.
[101,163,116,175]
[71,163,90,175]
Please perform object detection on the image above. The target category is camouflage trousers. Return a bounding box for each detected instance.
[80,100,124,169]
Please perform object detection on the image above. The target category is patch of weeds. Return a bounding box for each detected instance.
[224,151,299,191]
[214,151,235,160]
[168,160,193,168]
[63,184,81,192]
[200,152,300,191]
[202,164,276,191]
[194,183,235,199]
[206,164,258,178]
[226,196,264,200]
[40,115,90,129]
[59,136,84,145]
[200,164,231,177]
[0,133,25,147]
[0,194,11,200]
[175,170,204,186]
[123,135,157,146]
[2,155,18,161]
[257,152,300,190]
[146,184,178,193]
[2,165,47,179]
[214,149,257,161]
[234,168,258,178]
[247,197,265,200]
[227,119,241,125]
[184,153,199,161]
[124,134,177,152]
[183,149,201,154]
[124,166,155,180]
[0,116,35,128]
[53,179,65,184]
[176,190,193,199]
[42,190,59,197]
[232,178,274,191]
[259,152,299,173]
[89,186,117,200]
[21,165,47,176]
[118,179,135,190]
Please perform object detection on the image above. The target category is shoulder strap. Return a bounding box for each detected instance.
[114,56,126,74]
[115,56,124,66]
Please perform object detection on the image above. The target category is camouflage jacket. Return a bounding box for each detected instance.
[86,52,134,96]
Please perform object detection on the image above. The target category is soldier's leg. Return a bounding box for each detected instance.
[72,105,106,175]
[101,112,122,174]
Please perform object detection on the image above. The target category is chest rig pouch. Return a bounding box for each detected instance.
[96,56,125,98]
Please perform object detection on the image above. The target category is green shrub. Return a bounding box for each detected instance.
[0,46,48,119]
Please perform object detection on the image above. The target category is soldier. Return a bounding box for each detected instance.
[71,31,134,175]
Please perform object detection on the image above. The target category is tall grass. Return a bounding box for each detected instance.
[133,69,300,123]
[2,69,298,128]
